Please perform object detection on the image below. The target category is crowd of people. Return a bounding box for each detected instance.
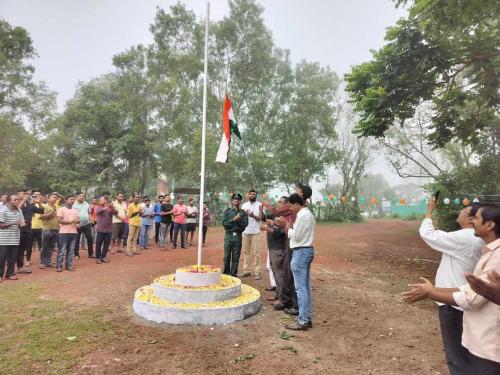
[402,199,500,374]
[0,190,211,275]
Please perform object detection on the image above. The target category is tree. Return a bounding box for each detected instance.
[332,107,372,198]
[344,0,499,153]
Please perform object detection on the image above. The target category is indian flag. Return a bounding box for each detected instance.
[216,93,241,163]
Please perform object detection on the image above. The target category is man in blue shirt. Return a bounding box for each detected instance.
[153,195,164,245]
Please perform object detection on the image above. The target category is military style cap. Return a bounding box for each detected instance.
[232,192,243,200]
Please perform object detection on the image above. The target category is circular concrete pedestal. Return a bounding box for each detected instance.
[132,266,261,325]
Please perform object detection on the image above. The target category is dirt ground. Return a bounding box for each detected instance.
[6,220,448,374]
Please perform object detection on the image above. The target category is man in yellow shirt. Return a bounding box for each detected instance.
[126,194,143,256]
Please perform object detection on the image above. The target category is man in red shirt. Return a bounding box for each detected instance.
[172,196,188,249]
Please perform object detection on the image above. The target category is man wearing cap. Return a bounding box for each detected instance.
[222,193,248,277]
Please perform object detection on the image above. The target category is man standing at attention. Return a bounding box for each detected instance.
[39,193,61,269]
[153,195,164,245]
[419,198,483,374]
[73,192,95,259]
[239,189,263,280]
[126,194,142,256]
[139,197,154,249]
[94,196,118,264]
[222,193,248,277]
[186,198,198,246]
[111,192,127,254]
[0,195,25,281]
[159,195,173,250]
[172,196,188,249]
[56,195,80,272]
[277,193,316,330]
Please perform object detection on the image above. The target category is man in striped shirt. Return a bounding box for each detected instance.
[0,195,25,281]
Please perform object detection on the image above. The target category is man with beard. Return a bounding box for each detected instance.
[239,189,263,279]
[222,193,248,276]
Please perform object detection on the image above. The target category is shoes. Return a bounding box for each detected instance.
[132,252,141,255]
[307,320,313,328]
[96,260,102,264]
[39,264,46,269]
[56,267,63,272]
[117,249,123,253]
[273,303,287,311]
[284,307,299,316]
[18,267,32,274]
[181,246,188,249]
[237,272,251,277]
[102,258,110,263]
[285,322,308,331]
[65,267,75,271]
[172,245,177,249]
[254,275,262,280]
[265,286,276,292]
[25,261,31,267]
[125,253,134,257]
[6,275,18,280]
[88,255,96,258]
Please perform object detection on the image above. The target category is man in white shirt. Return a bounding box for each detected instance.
[239,189,263,280]
[277,193,315,330]
[186,198,198,246]
[404,204,500,373]
[419,197,483,374]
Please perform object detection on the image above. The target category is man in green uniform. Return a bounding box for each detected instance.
[223,193,248,276]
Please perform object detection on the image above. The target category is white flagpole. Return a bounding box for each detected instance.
[197,1,210,266]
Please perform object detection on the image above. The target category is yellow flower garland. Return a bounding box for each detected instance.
[155,274,240,290]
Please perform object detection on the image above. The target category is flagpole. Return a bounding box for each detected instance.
[197,1,210,266]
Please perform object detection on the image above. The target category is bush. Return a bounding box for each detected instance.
[310,203,363,223]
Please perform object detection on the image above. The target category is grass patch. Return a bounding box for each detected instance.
[0,283,118,374]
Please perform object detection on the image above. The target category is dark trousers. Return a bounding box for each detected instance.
[170,223,174,241]
[154,222,161,244]
[281,241,298,308]
[438,305,472,375]
[123,223,129,246]
[470,352,500,374]
[74,224,94,257]
[202,225,208,244]
[41,230,59,266]
[16,230,32,268]
[57,233,76,268]
[0,245,18,278]
[269,247,286,300]
[172,223,186,247]
[223,233,242,276]
[95,232,112,260]
[29,228,43,260]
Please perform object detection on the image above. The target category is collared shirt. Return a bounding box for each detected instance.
[452,238,500,363]
[73,201,91,226]
[153,202,162,223]
[112,201,127,223]
[419,218,484,309]
[242,200,262,235]
[95,206,114,233]
[161,203,173,224]
[41,203,60,231]
[128,203,141,227]
[186,205,198,224]
[0,206,23,245]
[141,204,154,226]
[288,207,315,249]
[57,206,79,234]
[173,204,188,224]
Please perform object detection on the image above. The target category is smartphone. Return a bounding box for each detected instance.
[434,191,440,201]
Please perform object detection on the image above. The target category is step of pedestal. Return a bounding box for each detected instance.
[133,283,261,325]
[153,274,241,303]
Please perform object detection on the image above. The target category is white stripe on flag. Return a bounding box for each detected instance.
[216,135,230,163]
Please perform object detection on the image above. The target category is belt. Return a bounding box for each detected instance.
[226,231,241,236]
[290,246,313,251]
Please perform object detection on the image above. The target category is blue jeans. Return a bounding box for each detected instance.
[159,222,171,247]
[41,230,59,266]
[291,247,314,326]
[57,233,76,268]
[139,225,151,248]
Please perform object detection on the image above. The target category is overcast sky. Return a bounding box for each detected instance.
[2,0,408,186]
